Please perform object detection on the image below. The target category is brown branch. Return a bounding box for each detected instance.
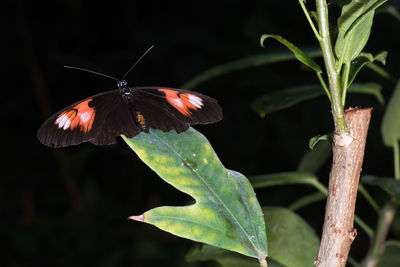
[315,107,372,267]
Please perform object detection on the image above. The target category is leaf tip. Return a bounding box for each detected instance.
[129,214,145,222]
[260,34,268,48]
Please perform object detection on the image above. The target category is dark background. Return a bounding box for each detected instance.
[4,0,400,266]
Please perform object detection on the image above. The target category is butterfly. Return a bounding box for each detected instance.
[37,47,223,148]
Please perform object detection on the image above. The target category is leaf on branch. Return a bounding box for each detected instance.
[309,134,331,150]
[347,51,388,89]
[260,34,322,73]
[335,0,387,63]
[123,128,267,259]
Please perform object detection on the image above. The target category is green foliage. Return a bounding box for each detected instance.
[381,78,400,147]
[250,172,327,195]
[297,141,331,174]
[308,134,331,150]
[122,128,267,259]
[181,49,322,90]
[361,175,400,203]
[376,241,400,267]
[186,244,284,267]
[263,207,319,267]
[260,34,322,73]
[186,207,320,267]
[335,0,384,63]
[347,51,387,89]
[251,83,383,117]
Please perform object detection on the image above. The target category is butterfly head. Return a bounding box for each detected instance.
[117,80,129,92]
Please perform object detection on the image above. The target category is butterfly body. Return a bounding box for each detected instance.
[37,81,222,148]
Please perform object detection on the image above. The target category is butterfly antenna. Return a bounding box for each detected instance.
[64,65,119,81]
[121,45,154,81]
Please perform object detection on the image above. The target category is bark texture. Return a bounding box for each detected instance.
[315,107,372,267]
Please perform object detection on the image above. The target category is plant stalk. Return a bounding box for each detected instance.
[316,0,348,135]
[315,108,372,267]
[259,257,268,267]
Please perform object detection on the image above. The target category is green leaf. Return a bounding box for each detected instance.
[297,141,331,174]
[263,207,320,267]
[381,78,400,147]
[344,0,387,40]
[260,34,322,73]
[250,171,327,195]
[123,128,267,259]
[252,83,383,117]
[361,175,400,202]
[335,0,385,63]
[186,207,320,267]
[377,241,400,267]
[309,134,331,150]
[347,51,388,89]
[181,49,322,89]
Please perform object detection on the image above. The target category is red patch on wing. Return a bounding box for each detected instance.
[158,89,203,116]
[55,99,95,132]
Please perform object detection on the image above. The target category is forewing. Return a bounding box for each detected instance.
[37,90,140,147]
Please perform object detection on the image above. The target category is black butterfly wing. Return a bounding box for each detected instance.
[37,90,140,148]
[132,87,223,133]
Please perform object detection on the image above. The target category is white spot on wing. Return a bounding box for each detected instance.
[79,111,92,122]
[188,94,203,108]
[63,118,71,130]
[55,114,71,130]
[171,97,184,108]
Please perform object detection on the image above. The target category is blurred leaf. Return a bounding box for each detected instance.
[379,5,400,21]
[123,128,267,259]
[252,85,322,118]
[332,0,352,7]
[381,78,400,147]
[367,62,394,81]
[377,241,400,267]
[361,175,400,202]
[260,34,322,73]
[181,49,322,89]
[289,192,326,211]
[349,83,384,104]
[335,0,385,63]
[250,171,327,195]
[252,83,383,117]
[309,135,331,150]
[186,207,320,267]
[185,245,284,267]
[298,141,331,173]
[263,207,320,267]
[347,51,388,88]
